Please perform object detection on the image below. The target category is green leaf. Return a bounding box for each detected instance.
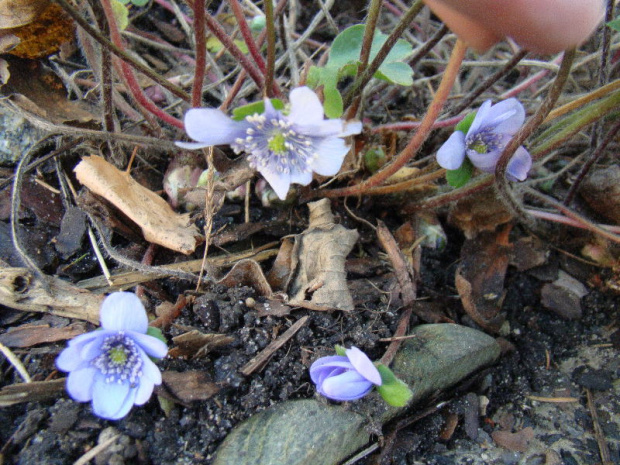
[445,158,474,188]
[375,364,413,407]
[607,18,620,32]
[131,0,150,6]
[334,345,347,356]
[375,62,413,86]
[146,326,167,346]
[306,66,321,88]
[323,82,344,118]
[110,0,129,30]
[455,111,477,133]
[232,99,284,121]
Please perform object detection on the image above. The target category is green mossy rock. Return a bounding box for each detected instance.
[214,324,500,465]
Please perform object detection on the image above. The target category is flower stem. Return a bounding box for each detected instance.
[204,12,265,90]
[228,0,267,75]
[191,0,207,107]
[55,0,190,103]
[315,39,468,199]
[99,0,184,129]
[493,48,576,228]
[346,0,383,117]
[344,0,425,114]
[263,0,276,98]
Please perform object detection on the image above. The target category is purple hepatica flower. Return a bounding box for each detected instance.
[56,292,168,420]
[310,347,382,401]
[176,87,362,200]
[437,98,532,181]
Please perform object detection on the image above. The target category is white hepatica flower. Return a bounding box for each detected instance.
[176,87,362,199]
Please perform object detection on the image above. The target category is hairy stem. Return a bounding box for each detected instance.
[315,39,468,199]
[192,0,207,107]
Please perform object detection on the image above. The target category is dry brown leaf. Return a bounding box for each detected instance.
[0,56,96,124]
[7,3,74,59]
[448,189,513,239]
[0,0,48,29]
[0,267,101,323]
[491,427,535,452]
[74,156,201,255]
[455,229,513,333]
[216,259,272,296]
[162,371,220,402]
[287,199,359,311]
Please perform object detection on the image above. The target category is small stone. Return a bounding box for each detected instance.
[572,366,613,391]
[541,271,588,320]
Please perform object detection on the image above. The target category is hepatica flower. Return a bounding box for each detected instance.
[56,292,168,420]
[176,87,362,200]
[437,98,532,181]
[310,346,382,401]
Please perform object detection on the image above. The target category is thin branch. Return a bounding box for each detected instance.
[263,0,276,97]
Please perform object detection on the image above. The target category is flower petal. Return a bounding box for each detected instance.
[66,367,97,402]
[100,292,148,333]
[506,146,532,181]
[466,146,501,173]
[340,121,363,137]
[346,347,382,386]
[56,331,105,372]
[175,141,214,150]
[296,120,344,138]
[482,98,525,135]
[289,169,313,186]
[258,166,291,200]
[320,370,374,401]
[436,131,466,170]
[311,137,349,176]
[134,377,156,406]
[130,332,168,359]
[92,375,135,420]
[288,87,325,126]
[467,100,492,135]
[309,355,351,384]
[183,108,247,146]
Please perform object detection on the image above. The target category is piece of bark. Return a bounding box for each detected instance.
[287,200,358,311]
[491,427,535,453]
[74,155,201,255]
[0,267,101,323]
[170,330,234,358]
[0,322,87,347]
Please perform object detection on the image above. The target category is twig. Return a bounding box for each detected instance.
[0,342,32,383]
[240,316,309,376]
[196,147,218,292]
[73,434,121,465]
[586,388,613,465]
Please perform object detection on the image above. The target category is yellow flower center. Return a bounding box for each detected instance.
[109,346,128,365]
[268,132,287,154]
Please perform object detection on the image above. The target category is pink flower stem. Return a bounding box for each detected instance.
[314,39,468,200]
[228,0,267,75]
[192,0,207,107]
[203,12,265,90]
[372,115,465,133]
[525,189,620,243]
[99,0,184,129]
